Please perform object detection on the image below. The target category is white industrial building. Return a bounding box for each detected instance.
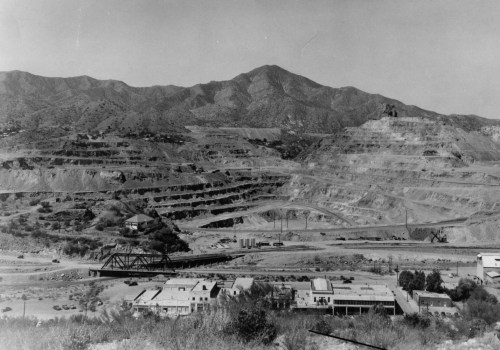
[477,253,500,284]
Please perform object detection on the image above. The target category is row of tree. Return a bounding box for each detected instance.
[398,269,443,295]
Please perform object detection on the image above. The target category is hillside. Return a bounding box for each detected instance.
[2,66,500,245]
[1,66,499,135]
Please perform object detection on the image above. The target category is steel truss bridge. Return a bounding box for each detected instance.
[89,252,240,277]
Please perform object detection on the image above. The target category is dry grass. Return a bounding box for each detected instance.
[0,302,497,350]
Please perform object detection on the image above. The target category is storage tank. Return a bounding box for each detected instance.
[245,238,250,249]
[239,239,245,248]
[251,238,256,248]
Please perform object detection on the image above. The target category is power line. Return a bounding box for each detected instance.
[308,330,387,350]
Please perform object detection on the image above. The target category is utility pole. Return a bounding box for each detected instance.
[456,261,459,276]
[405,209,408,229]
[395,266,399,287]
[273,211,275,229]
[305,216,308,230]
[280,212,283,233]
[286,212,288,229]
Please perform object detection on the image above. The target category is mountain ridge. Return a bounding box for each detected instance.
[0,65,498,134]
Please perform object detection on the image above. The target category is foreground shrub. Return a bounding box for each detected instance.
[403,313,431,329]
[225,307,277,345]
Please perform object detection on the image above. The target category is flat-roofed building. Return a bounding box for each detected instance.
[293,278,395,315]
[413,291,452,308]
[131,278,219,317]
[477,253,500,284]
[331,284,395,315]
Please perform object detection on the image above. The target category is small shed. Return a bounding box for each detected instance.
[125,214,155,231]
[486,271,500,284]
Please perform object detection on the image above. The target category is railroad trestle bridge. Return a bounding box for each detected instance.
[89,252,240,277]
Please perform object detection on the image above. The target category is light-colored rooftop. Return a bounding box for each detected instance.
[125,214,154,223]
[192,280,217,292]
[477,253,500,268]
[164,278,204,287]
[311,278,333,292]
[133,289,161,304]
[331,284,393,296]
[486,271,500,279]
[413,291,451,299]
[233,278,254,290]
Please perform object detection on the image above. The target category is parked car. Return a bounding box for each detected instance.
[62,305,69,310]
[69,304,76,310]
[17,254,24,259]
[273,242,284,247]
[1,307,12,312]
[51,259,60,263]
[128,281,138,286]
[53,305,61,311]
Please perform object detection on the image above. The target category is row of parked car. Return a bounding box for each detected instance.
[426,311,460,318]
[53,304,76,311]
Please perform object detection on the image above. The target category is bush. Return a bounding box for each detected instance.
[465,299,500,324]
[226,308,277,345]
[312,319,332,334]
[402,313,431,329]
[119,227,131,236]
[29,199,41,206]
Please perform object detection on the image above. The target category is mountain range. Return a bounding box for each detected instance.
[1,65,498,135]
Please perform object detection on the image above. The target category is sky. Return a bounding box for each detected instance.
[1,0,500,118]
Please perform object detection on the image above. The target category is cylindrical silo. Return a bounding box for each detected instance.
[239,239,245,248]
[251,238,256,248]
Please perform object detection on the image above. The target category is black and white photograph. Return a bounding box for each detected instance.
[1,1,500,349]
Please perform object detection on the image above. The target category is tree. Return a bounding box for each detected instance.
[147,227,189,254]
[408,271,426,295]
[447,278,478,301]
[425,269,443,293]
[399,270,414,291]
[79,282,103,320]
[469,286,498,304]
